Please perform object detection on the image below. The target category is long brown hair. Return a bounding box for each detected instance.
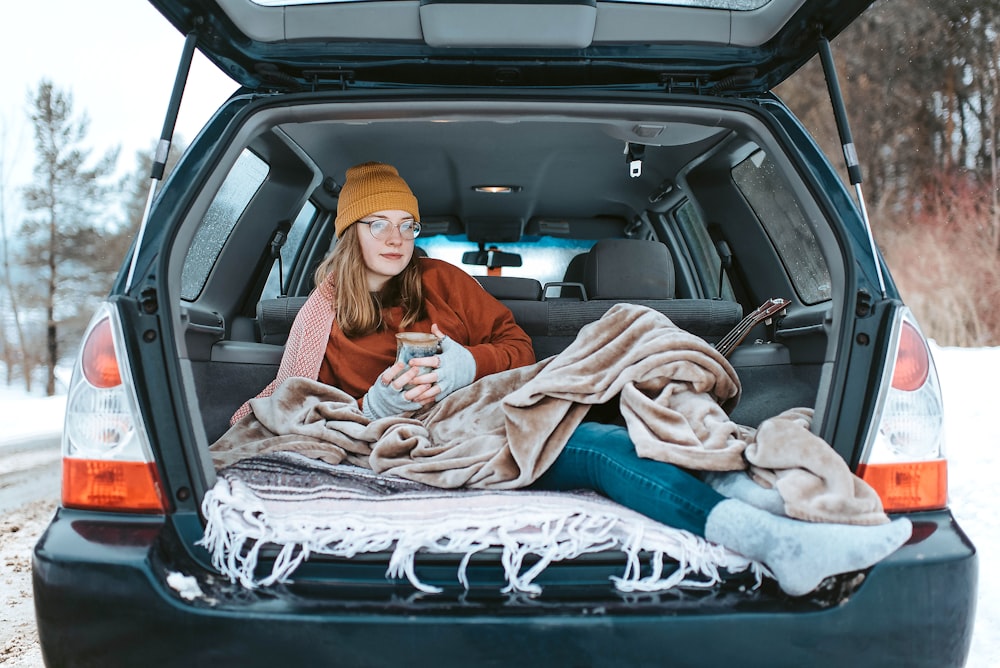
[313,224,426,337]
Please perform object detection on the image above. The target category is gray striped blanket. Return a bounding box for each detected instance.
[198,451,763,595]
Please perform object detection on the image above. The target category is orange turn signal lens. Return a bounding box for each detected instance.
[62,458,168,513]
[81,318,122,389]
[858,460,947,513]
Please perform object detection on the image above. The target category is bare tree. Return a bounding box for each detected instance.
[776,0,952,214]
[19,80,119,396]
[0,113,33,389]
[106,139,188,269]
[774,0,1000,344]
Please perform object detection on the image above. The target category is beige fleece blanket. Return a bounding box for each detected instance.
[210,303,888,525]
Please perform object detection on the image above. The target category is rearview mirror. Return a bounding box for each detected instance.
[462,247,523,268]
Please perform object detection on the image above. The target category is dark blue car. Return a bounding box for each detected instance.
[33,0,976,665]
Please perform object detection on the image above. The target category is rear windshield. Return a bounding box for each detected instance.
[418,235,596,286]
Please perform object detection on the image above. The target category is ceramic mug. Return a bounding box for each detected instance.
[395,332,440,389]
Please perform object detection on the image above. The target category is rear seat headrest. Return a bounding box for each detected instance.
[475,275,543,300]
[562,252,588,284]
[583,239,676,299]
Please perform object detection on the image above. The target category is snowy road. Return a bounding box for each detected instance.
[0,437,58,667]
[0,436,60,513]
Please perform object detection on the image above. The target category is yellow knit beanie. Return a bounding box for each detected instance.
[334,162,421,238]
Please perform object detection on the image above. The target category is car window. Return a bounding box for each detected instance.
[731,151,832,304]
[262,201,315,299]
[417,235,597,286]
[180,150,269,301]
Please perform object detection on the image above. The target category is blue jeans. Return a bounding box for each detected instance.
[531,421,725,536]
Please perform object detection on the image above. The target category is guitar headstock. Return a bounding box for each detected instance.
[756,297,789,325]
[715,297,790,357]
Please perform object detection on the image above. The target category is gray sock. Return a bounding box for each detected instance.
[705,499,913,597]
[702,470,787,517]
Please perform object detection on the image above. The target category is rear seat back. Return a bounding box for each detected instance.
[526,239,741,358]
[255,240,742,360]
[527,299,741,359]
[257,295,309,345]
[582,239,676,299]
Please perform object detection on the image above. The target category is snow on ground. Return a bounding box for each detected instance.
[0,345,997,665]
[0,389,67,443]
[931,343,999,668]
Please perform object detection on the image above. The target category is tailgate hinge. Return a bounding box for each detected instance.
[658,73,703,95]
[303,69,357,91]
[658,68,756,96]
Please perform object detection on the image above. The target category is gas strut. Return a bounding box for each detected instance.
[817,35,887,299]
[125,31,197,292]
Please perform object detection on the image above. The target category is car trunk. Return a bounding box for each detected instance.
[145,91,867,605]
[119,0,903,609]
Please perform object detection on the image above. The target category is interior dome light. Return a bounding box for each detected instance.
[473,185,520,193]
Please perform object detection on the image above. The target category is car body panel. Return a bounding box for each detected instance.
[147,0,876,93]
[34,505,976,667]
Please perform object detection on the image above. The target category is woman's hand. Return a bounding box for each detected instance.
[362,361,439,419]
[421,323,475,401]
[364,325,476,419]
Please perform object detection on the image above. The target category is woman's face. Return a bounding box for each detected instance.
[356,209,416,291]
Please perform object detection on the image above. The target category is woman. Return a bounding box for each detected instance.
[230,161,536,423]
[235,161,912,597]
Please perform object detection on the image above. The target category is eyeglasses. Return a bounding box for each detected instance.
[358,218,422,240]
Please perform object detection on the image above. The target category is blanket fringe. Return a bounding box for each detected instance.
[198,474,762,595]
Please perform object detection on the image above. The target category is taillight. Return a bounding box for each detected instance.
[890,321,930,391]
[62,304,168,513]
[81,318,122,388]
[858,308,947,512]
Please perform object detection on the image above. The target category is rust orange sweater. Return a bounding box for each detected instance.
[318,258,536,399]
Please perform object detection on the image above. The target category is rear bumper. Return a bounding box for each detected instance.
[33,508,977,668]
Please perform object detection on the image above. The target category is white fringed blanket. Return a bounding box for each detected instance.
[198,451,764,595]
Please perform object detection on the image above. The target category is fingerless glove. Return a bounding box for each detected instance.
[434,336,476,401]
[362,375,423,420]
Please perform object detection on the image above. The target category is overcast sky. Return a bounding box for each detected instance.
[2,0,236,200]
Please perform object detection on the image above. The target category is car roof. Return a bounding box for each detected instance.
[148,0,874,94]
